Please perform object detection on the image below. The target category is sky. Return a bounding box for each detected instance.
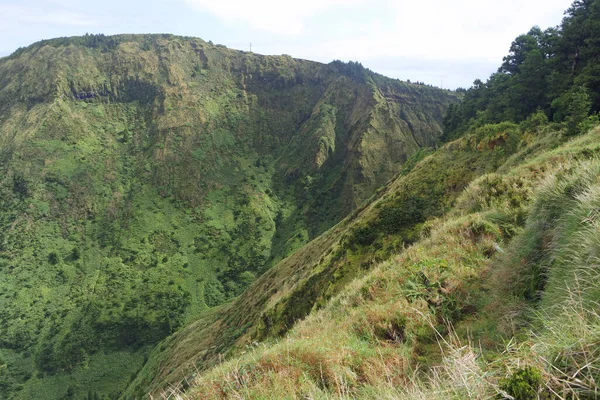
[0,0,575,89]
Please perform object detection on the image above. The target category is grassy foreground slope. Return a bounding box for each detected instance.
[125,118,536,397]
[132,2,600,396]
[148,117,600,399]
[0,35,457,398]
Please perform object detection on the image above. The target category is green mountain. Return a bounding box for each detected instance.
[0,34,457,398]
[4,1,600,398]
[122,1,600,398]
[153,124,600,400]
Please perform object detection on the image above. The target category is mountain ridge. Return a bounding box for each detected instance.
[8,10,600,396]
[124,1,600,397]
[0,33,458,398]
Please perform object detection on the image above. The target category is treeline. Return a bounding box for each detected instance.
[7,33,188,60]
[406,79,436,87]
[8,34,125,59]
[329,60,372,82]
[444,0,600,140]
[329,60,455,95]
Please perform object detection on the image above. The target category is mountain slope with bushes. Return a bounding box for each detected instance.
[136,90,600,400]
[0,35,457,399]
[164,125,600,399]
[122,1,600,398]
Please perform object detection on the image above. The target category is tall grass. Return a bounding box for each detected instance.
[160,135,600,400]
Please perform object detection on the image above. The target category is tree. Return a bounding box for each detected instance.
[565,86,591,135]
[500,27,545,75]
[441,0,600,138]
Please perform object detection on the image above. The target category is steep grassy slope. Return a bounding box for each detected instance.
[129,2,600,395]
[143,117,600,399]
[123,118,532,397]
[0,35,457,398]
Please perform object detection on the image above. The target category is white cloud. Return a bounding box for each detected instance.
[204,0,572,87]
[25,10,100,27]
[184,0,368,35]
[184,0,571,55]
[0,5,100,29]
[387,0,570,60]
[297,0,571,60]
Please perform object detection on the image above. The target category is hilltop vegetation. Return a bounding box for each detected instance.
[0,35,456,398]
[443,0,600,140]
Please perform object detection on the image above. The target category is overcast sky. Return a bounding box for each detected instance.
[0,0,574,89]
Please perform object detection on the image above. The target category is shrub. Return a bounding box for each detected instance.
[47,251,60,265]
[349,225,377,247]
[519,109,549,133]
[69,247,81,261]
[500,366,543,400]
[565,86,591,136]
[378,197,425,234]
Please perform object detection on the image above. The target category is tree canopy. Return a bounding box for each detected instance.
[444,0,600,140]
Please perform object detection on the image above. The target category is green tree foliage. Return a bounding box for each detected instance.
[565,86,592,135]
[329,60,369,82]
[444,0,600,139]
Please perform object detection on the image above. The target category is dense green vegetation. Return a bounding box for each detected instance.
[0,34,456,399]
[4,1,600,398]
[123,116,528,399]
[137,102,600,399]
[443,0,600,140]
[135,91,600,400]
[118,1,600,399]
[169,126,600,399]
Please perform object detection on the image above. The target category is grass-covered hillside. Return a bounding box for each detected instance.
[124,1,600,398]
[0,34,457,398]
[124,117,523,398]
[140,99,600,400]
